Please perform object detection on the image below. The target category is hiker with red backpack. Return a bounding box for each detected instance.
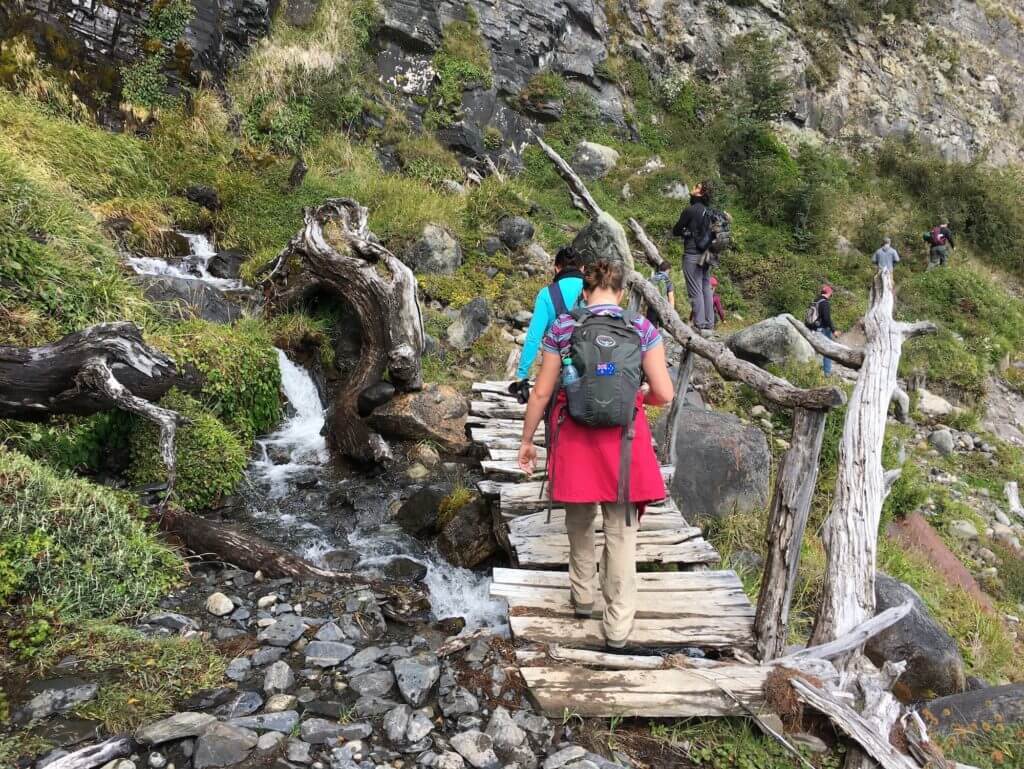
[507,246,585,404]
[517,258,674,650]
[925,220,954,269]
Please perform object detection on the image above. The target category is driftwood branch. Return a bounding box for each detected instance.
[1006,481,1024,521]
[811,271,933,655]
[781,602,914,663]
[44,737,133,769]
[784,314,865,368]
[755,407,828,659]
[531,133,602,217]
[791,677,918,769]
[630,275,846,409]
[0,322,184,496]
[627,217,664,269]
[263,198,425,465]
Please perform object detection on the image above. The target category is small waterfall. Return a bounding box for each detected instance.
[250,349,329,498]
[126,232,242,290]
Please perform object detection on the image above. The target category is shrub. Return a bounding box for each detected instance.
[157,319,281,441]
[395,134,463,186]
[721,31,793,123]
[243,94,316,154]
[129,390,248,510]
[0,448,179,619]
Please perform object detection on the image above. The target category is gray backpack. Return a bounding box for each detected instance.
[563,308,643,427]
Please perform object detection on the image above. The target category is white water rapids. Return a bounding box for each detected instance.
[126,232,242,290]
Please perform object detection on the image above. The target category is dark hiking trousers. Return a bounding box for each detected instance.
[683,251,714,329]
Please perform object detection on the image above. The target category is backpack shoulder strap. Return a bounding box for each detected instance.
[621,309,642,333]
[547,282,569,317]
[570,306,590,323]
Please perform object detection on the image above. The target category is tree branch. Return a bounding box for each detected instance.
[627,218,664,270]
[530,131,602,218]
[783,314,865,368]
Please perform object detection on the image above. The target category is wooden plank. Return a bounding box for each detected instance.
[487,447,547,462]
[499,467,675,515]
[520,666,767,717]
[507,507,686,535]
[510,615,753,649]
[492,583,755,619]
[513,536,721,568]
[468,428,541,448]
[492,567,745,591]
[481,459,543,480]
[471,400,526,419]
[472,380,515,396]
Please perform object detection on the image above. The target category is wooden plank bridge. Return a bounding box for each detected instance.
[470,381,770,718]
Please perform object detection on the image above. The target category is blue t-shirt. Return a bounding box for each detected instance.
[516,276,584,379]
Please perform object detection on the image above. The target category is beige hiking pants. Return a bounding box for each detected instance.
[564,502,638,644]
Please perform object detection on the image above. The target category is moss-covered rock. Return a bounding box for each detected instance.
[0,448,180,620]
[129,390,248,510]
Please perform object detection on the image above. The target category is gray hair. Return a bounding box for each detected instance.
[883,237,891,246]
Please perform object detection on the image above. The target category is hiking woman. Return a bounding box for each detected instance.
[672,180,716,330]
[517,259,674,649]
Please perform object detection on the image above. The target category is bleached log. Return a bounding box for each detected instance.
[43,737,133,769]
[663,349,695,466]
[531,133,602,218]
[627,217,665,269]
[0,322,184,497]
[790,677,918,769]
[810,270,936,655]
[755,406,828,659]
[262,198,425,465]
[781,602,913,663]
[843,660,909,769]
[630,275,845,410]
[1007,481,1024,521]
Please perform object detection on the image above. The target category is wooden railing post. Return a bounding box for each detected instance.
[754,406,828,659]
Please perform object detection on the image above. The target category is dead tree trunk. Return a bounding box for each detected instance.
[262,199,425,465]
[0,322,185,494]
[755,406,828,659]
[809,271,936,652]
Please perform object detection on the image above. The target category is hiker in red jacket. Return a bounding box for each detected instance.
[518,258,674,650]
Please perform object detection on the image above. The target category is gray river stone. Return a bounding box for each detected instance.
[393,653,440,707]
[263,660,295,694]
[212,690,263,718]
[304,640,355,668]
[349,669,395,698]
[256,614,305,647]
[193,722,257,768]
[228,710,299,733]
[450,730,500,769]
[22,679,99,720]
[136,712,217,745]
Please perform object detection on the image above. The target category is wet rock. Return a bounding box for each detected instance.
[207,250,246,280]
[21,678,99,721]
[135,275,241,325]
[486,707,526,751]
[407,224,463,275]
[866,574,966,700]
[184,185,221,211]
[570,142,619,179]
[225,657,251,682]
[381,556,429,582]
[228,710,299,733]
[571,211,630,267]
[141,611,199,633]
[497,216,535,249]
[727,315,816,367]
[304,641,356,668]
[396,485,449,539]
[263,661,295,694]
[257,615,306,647]
[664,407,771,522]
[349,669,396,698]
[929,428,955,456]
[393,653,441,707]
[205,592,235,617]
[918,682,1024,735]
[450,730,500,769]
[193,722,258,768]
[447,298,491,350]
[357,381,397,417]
[321,549,359,572]
[368,384,469,453]
[544,746,587,769]
[287,740,313,765]
[437,495,498,569]
[136,712,217,745]
[213,691,264,718]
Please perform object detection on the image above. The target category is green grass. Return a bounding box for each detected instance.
[0,448,180,621]
[938,723,1024,769]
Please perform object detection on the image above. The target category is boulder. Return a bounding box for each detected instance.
[866,574,966,701]
[21,678,99,721]
[393,653,441,707]
[727,315,816,367]
[380,556,428,582]
[918,683,1024,735]
[407,225,463,275]
[357,381,397,417]
[206,250,246,280]
[447,298,491,350]
[570,141,620,179]
[928,428,955,456]
[396,484,450,538]
[917,388,954,419]
[571,211,631,268]
[437,495,498,568]
[497,216,535,249]
[664,407,771,522]
[184,185,221,211]
[135,275,241,324]
[368,383,469,453]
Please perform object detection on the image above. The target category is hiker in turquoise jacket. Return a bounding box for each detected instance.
[508,246,584,403]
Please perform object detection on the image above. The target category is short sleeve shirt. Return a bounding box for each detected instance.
[651,271,673,297]
[541,304,663,357]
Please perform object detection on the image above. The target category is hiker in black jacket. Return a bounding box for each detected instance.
[672,180,716,331]
[812,285,836,375]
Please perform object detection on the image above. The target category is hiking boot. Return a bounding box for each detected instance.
[571,596,593,618]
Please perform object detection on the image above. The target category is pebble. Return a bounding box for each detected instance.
[305,640,356,668]
[450,730,500,769]
[205,592,234,617]
[287,740,313,765]
[315,622,346,642]
[264,693,298,712]
[147,754,167,769]
[263,660,295,694]
[257,594,278,610]
[257,731,286,751]
[252,646,285,666]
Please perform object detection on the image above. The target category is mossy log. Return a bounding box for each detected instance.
[0,321,185,494]
[262,198,425,465]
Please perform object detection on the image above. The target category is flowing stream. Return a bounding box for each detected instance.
[129,233,506,632]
